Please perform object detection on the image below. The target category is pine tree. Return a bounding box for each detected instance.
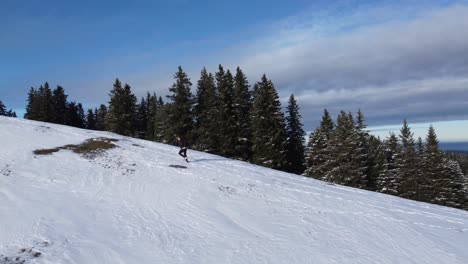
[194,67,219,153]
[367,135,385,191]
[135,97,148,138]
[25,87,39,119]
[37,82,54,122]
[325,111,366,187]
[233,66,252,161]
[355,110,370,189]
[95,104,108,131]
[51,85,68,124]
[65,101,84,128]
[145,93,159,140]
[250,74,287,170]
[86,109,96,130]
[166,66,194,141]
[107,79,137,136]
[377,133,401,195]
[285,94,305,174]
[216,67,237,158]
[398,119,418,199]
[154,102,172,143]
[0,100,6,116]
[304,109,334,179]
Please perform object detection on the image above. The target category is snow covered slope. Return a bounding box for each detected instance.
[1,116,467,264]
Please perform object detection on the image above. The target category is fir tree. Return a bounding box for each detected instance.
[86,109,96,130]
[24,87,39,119]
[398,119,418,199]
[216,67,237,158]
[166,66,194,141]
[145,93,159,140]
[233,66,252,161]
[65,101,85,128]
[0,100,7,116]
[154,102,172,143]
[250,74,287,170]
[107,79,137,136]
[377,133,401,195]
[194,67,219,153]
[367,135,385,191]
[304,109,334,179]
[37,82,54,122]
[285,94,305,174]
[135,97,148,138]
[95,104,108,131]
[51,85,68,124]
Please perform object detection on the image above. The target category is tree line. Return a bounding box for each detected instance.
[20,65,468,210]
[0,100,17,117]
[305,110,468,210]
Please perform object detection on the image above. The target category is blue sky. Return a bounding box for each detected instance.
[1,0,468,140]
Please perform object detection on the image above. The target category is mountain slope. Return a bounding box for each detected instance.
[1,116,467,264]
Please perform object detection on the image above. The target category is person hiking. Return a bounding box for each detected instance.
[176,135,189,162]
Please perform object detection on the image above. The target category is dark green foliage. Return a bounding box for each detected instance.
[95,104,108,131]
[52,86,68,124]
[0,100,16,117]
[398,119,419,199]
[325,111,367,187]
[135,97,148,138]
[86,109,96,130]
[153,102,172,143]
[145,93,159,140]
[24,83,54,122]
[166,66,194,141]
[377,133,401,195]
[65,101,85,128]
[193,67,219,153]
[250,74,287,170]
[107,79,137,136]
[285,94,305,174]
[233,67,252,161]
[367,135,385,191]
[216,66,237,158]
[304,109,334,178]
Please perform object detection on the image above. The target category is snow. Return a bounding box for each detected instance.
[1,116,467,264]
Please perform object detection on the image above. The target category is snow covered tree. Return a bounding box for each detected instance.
[325,111,366,187]
[250,74,287,170]
[398,120,418,199]
[107,79,137,136]
[233,66,252,161]
[285,94,305,174]
[377,133,401,195]
[304,109,334,179]
[166,66,194,141]
[367,135,385,191]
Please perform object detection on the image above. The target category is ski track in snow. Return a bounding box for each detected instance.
[1,116,467,264]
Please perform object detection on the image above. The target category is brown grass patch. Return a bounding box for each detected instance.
[33,137,118,156]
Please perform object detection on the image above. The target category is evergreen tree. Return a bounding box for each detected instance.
[135,97,148,138]
[52,85,68,124]
[145,93,159,140]
[216,67,237,158]
[0,100,6,116]
[25,87,39,119]
[194,67,219,153]
[154,102,172,143]
[65,101,84,128]
[250,74,287,170]
[398,119,418,199]
[37,82,54,122]
[95,104,108,131]
[325,111,366,187]
[86,109,96,130]
[355,110,371,189]
[233,66,252,161]
[285,94,305,174]
[367,135,385,191]
[166,66,194,141]
[304,109,334,179]
[107,79,137,136]
[377,133,401,195]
